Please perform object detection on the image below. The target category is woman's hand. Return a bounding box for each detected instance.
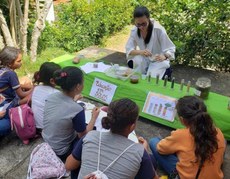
[140,50,152,57]
[154,54,167,62]
[91,107,100,120]
[138,136,149,151]
[84,174,97,179]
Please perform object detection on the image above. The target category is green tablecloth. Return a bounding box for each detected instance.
[52,54,230,140]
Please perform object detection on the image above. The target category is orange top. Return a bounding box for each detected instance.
[157,128,226,179]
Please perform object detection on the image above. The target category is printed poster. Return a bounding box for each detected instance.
[143,92,177,122]
[90,78,117,104]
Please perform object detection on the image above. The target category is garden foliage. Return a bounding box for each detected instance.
[40,0,230,71]
[40,0,134,52]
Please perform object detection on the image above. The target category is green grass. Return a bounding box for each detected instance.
[99,25,132,52]
[16,48,70,77]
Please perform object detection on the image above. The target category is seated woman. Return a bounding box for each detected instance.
[65,98,158,179]
[0,47,33,137]
[126,6,175,79]
[31,62,61,130]
[149,96,226,179]
[42,66,100,161]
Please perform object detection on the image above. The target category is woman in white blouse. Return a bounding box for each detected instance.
[126,6,176,79]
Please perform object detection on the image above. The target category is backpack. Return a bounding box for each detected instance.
[9,102,36,144]
[27,142,67,179]
[88,132,136,179]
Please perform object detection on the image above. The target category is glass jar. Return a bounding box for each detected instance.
[194,77,211,99]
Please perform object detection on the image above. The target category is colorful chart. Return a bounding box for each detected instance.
[143,92,177,122]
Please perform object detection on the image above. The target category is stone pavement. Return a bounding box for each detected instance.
[0,47,229,179]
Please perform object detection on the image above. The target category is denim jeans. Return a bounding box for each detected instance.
[149,137,178,174]
[0,117,10,136]
[0,101,12,136]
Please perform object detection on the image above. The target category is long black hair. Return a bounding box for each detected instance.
[176,96,218,168]
[133,6,153,45]
[102,98,139,134]
[53,66,83,92]
[33,62,61,86]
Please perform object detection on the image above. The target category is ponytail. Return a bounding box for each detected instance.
[190,111,218,165]
[176,96,218,167]
[33,62,61,85]
[102,98,139,133]
[33,71,40,84]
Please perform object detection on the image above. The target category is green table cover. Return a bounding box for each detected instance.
[52,54,230,140]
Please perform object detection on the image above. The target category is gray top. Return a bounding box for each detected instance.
[78,131,145,179]
[42,92,83,155]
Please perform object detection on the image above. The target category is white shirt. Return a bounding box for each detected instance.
[31,85,59,129]
[126,20,176,60]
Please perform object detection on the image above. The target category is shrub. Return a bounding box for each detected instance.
[40,0,230,71]
[138,0,230,71]
[40,0,134,52]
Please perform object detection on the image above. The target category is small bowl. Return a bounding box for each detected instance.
[116,70,126,76]
[118,66,127,72]
[130,75,139,84]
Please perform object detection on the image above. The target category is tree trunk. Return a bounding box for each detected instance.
[15,0,23,50]
[21,0,29,55]
[0,8,14,47]
[9,0,17,46]
[0,30,5,50]
[30,0,52,62]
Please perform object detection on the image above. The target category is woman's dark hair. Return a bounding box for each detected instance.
[0,46,21,67]
[133,6,153,44]
[54,66,83,92]
[33,62,61,85]
[176,96,218,168]
[102,98,139,133]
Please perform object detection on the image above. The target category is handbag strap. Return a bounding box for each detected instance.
[195,160,203,179]
[96,132,136,173]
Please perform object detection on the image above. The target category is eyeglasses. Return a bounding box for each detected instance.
[135,22,148,28]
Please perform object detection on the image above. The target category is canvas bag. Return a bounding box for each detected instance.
[88,132,136,179]
[9,101,36,142]
[27,142,67,179]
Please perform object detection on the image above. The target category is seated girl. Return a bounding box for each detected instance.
[149,96,226,179]
[65,98,158,179]
[31,62,61,130]
[42,66,99,161]
[0,47,33,136]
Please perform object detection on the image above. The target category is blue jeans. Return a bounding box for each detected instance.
[0,101,11,136]
[149,137,178,174]
[0,117,10,136]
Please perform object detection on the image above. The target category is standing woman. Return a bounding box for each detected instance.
[42,66,100,161]
[149,96,226,179]
[126,6,175,79]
